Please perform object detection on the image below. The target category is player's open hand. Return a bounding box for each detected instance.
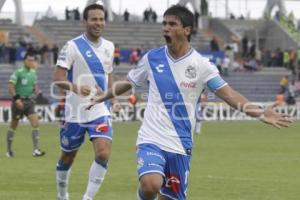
[15,99,24,110]
[79,85,92,96]
[86,86,105,110]
[112,99,122,112]
[259,103,293,129]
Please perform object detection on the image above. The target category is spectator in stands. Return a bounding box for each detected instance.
[248,41,256,58]
[275,91,285,106]
[8,42,16,64]
[65,6,70,20]
[6,52,45,158]
[279,75,289,93]
[123,9,130,22]
[215,57,222,74]
[40,44,50,65]
[243,57,259,71]
[210,36,219,51]
[2,43,9,63]
[286,80,296,105]
[238,15,245,20]
[26,44,37,55]
[52,44,59,64]
[283,49,289,68]
[222,55,230,76]
[151,10,157,23]
[255,47,262,66]
[241,35,248,57]
[230,13,236,19]
[130,48,139,65]
[262,48,272,67]
[113,44,121,66]
[276,47,284,67]
[143,8,150,23]
[229,36,239,59]
[274,10,281,21]
[288,49,296,73]
[224,44,234,67]
[0,43,5,63]
[74,7,81,20]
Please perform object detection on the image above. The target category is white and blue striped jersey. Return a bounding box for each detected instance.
[128,46,227,155]
[56,34,114,123]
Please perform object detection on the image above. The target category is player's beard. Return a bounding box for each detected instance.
[92,28,102,38]
[87,25,103,40]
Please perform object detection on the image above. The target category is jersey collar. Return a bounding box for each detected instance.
[165,46,194,63]
[83,34,102,48]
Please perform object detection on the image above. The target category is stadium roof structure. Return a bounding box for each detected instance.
[0,0,23,25]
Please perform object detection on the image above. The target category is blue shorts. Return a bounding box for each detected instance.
[60,116,113,152]
[136,143,191,200]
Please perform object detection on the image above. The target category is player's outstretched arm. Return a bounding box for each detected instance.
[87,80,132,110]
[215,85,293,129]
[258,103,293,129]
[53,66,92,96]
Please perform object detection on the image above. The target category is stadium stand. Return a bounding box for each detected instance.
[0,19,37,44]
[0,64,13,99]
[34,19,211,50]
[212,18,298,50]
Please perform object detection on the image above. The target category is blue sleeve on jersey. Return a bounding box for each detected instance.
[207,75,227,92]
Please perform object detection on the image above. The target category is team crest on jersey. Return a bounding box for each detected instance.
[61,136,69,146]
[185,65,197,79]
[137,157,144,169]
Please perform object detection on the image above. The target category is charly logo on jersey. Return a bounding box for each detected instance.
[85,50,92,58]
[185,65,197,79]
[155,64,164,73]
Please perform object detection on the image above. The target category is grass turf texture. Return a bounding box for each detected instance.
[0,121,299,200]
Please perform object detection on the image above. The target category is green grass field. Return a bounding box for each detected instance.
[0,121,299,200]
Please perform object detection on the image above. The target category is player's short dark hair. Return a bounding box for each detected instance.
[83,4,105,20]
[24,51,36,60]
[163,5,194,41]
